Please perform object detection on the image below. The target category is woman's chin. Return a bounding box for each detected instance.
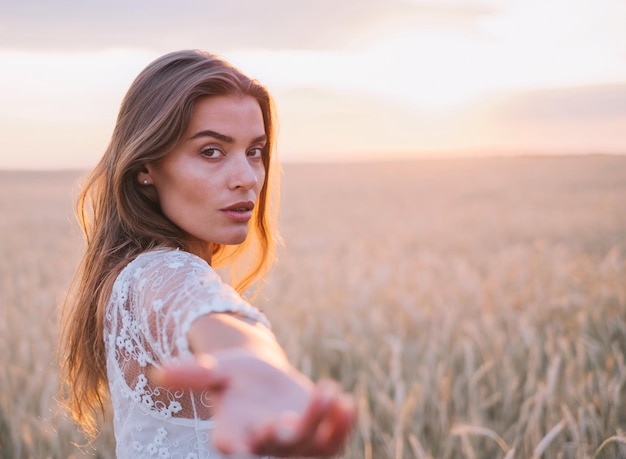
[219,231,249,246]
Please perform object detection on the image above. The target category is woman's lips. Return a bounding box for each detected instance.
[221,201,254,222]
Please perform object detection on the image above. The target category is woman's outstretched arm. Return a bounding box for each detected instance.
[152,313,356,457]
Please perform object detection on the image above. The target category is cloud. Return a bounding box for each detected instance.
[489,83,626,121]
[2,1,625,168]
[0,0,491,52]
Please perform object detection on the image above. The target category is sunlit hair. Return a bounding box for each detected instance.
[60,50,280,436]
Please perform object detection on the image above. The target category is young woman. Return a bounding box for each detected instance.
[60,49,355,458]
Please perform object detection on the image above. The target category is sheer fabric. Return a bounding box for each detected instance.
[104,248,270,458]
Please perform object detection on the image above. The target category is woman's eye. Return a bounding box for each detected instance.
[247,147,263,158]
[201,147,222,158]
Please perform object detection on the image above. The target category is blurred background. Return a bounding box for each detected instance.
[1,0,625,170]
[2,3,626,457]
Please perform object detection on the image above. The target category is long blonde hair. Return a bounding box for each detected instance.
[60,50,280,435]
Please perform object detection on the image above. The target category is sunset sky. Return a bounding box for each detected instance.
[1,0,625,169]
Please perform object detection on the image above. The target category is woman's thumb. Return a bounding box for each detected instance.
[150,354,228,391]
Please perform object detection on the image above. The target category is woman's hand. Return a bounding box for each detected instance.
[152,350,356,457]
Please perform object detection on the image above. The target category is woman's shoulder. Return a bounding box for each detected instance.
[114,248,219,292]
[126,248,212,275]
[112,247,271,330]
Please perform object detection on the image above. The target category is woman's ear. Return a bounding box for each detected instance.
[137,166,152,186]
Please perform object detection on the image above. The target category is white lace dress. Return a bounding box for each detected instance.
[104,248,271,459]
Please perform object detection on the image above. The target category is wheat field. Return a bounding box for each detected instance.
[1,156,625,458]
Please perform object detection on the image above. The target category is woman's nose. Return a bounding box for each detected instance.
[228,154,258,190]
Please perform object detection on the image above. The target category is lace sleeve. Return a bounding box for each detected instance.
[132,249,270,364]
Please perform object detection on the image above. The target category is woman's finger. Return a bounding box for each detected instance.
[310,394,357,456]
[250,381,344,456]
[248,412,300,456]
[298,380,340,427]
[291,393,356,457]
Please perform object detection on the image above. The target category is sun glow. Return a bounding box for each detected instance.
[230,30,494,113]
[1,0,625,169]
[0,49,156,123]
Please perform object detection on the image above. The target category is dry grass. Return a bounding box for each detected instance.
[1,156,625,458]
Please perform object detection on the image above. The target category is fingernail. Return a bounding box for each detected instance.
[276,425,296,443]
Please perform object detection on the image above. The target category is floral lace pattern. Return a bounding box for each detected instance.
[104,248,271,458]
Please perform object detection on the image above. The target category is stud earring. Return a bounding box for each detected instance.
[143,179,148,185]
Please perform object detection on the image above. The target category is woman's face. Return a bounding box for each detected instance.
[141,94,267,255]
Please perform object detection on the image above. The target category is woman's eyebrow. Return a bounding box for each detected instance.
[189,130,267,144]
[251,134,268,144]
[189,130,233,142]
